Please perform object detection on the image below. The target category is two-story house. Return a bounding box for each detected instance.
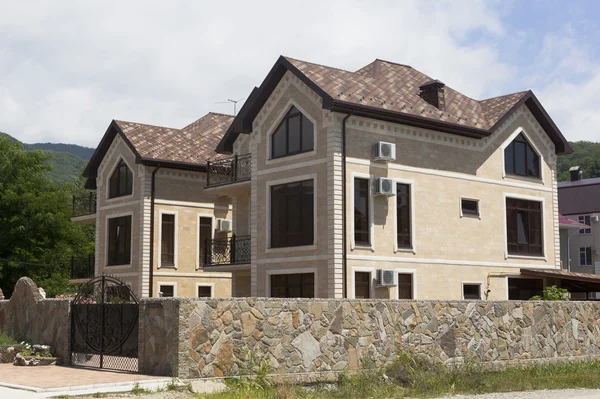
[71,112,235,298]
[204,56,574,300]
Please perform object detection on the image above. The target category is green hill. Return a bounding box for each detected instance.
[0,132,93,183]
[558,141,600,181]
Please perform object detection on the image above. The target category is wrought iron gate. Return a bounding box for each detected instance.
[70,275,139,371]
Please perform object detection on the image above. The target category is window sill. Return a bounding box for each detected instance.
[159,265,177,269]
[394,247,416,254]
[503,173,544,185]
[352,245,374,252]
[266,149,316,165]
[265,244,316,253]
[460,213,481,219]
[104,193,135,203]
[105,264,132,269]
[506,254,546,261]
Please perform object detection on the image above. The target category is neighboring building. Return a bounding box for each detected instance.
[71,113,235,298]
[558,167,600,275]
[206,56,575,300]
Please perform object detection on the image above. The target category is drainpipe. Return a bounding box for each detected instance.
[341,112,353,298]
[148,167,161,297]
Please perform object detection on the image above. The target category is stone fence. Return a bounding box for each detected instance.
[2,278,600,380]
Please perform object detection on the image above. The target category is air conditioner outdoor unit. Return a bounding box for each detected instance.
[217,219,232,232]
[375,177,396,196]
[376,269,398,287]
[373,141,396,162]
[592,216,600,223]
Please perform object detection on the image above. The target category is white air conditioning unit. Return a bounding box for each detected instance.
[376,269,398,287]
[375,177,396,196]
[592,216,600,223]
[373,141,396,162]
[217,219,232,232]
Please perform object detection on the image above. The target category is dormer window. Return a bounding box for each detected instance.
[109,160,133,198]
[271,106,314,159]
[504,134,540,178]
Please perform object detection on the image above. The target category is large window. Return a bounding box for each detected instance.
[506,198,543,256]
[504,134,540,178]
[270,179,314,248]
[271,273,314,298]
[354,272,371,299]
[198,217,213,266]
[398,273,413,299]
[271,106,314,159]
[107,215,131,266]
[354,178,370,245]
[161,214,175,267]
[580,247,593,266]
[579,215,592,234]
[109,160,133,198]
[508,278,543,300]
[397,184,412,249]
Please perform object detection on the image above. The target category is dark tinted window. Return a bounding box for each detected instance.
[506,198,542,256]
[508,278,543,300]
[271,273,314,298]
[197,286,212,298]
[198,217,212,265]
[108,216,131,266]
[354,272,371,299]
[580,247,592,266]
[271,106,314,158]
[398,273,413,299]
[461,199,479,216]
[109,160,133,198]
[463,284,481,300]
[271,180,314,248]
[161,214,175,266]
[397,184,411,248]
[504,134,540,178]
[354,178,370,245]
[159,285,174,297]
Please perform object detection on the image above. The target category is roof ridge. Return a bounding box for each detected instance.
[114,119,178,131]
[373,58,413,69]
[480,90,530,103]
[208,111,235,118]
[283,56,356,74]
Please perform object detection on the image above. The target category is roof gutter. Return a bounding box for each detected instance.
[342,111,353,298]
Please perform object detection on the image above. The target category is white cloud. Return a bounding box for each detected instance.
[0,0,594,147]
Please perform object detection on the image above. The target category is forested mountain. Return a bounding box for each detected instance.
[0,132,93,183]
[558,141,600,181]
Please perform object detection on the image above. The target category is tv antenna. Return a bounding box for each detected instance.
[215,98,244,116]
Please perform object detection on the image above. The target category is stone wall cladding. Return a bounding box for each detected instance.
[179,298,600,379]
[0,278,70,363]
[138,298,180,376]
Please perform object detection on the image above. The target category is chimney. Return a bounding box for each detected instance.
[570,166,582,181]
[419,80,446,111]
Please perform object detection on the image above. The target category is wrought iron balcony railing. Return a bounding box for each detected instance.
[206,154,251,187]
[71,255,95,279]
[203,235,251,266]
[72,192,97,217]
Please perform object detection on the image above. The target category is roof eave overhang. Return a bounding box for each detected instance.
[140,157,207,173]
[521,268,600,285]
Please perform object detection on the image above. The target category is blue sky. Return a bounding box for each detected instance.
[0,0,599,146]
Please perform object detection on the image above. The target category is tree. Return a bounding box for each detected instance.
[0,137,94,297]
[557,141,600,181]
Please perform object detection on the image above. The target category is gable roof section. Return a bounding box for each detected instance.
[83,112,233,188]
[217,56,571,155]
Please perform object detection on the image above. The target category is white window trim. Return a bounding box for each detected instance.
[196,213,216,270]
[157,210,178,269]
[462,281,483,300]
[266,267,318,298]
[459,196,481,219]
[578,215,592,235]
[265,173,318,253]
[265,99,318,165]
[196,283,215,298]
[350,173,375,252]
[396,269,417,300]
[157,282,177,298]
[392,178,416,254]
[503,193,546,261]
[580,247,593,266]
[500,127,545,184]
[104,211,134,269]
[105,157,135,202]
[349,267,375,299]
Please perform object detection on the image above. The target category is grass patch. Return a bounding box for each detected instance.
[0,331,19,345]
[201,355,600,399]
[130,381,152,396]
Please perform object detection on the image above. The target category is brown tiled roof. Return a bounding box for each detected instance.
[114,112,234,165]
[285,57,528,130]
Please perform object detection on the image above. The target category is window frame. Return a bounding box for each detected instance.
[196,214,215,269]
[462,282,482,300]
[196,283,214,298]
[106,213,133,267]
[266,174,317,252]
[269,104,316,160]
[501,128,544,182]
[394,179,415,253]
[107,159,134,199]
[460,197,481,218]
[580,247,593,266]
[157,283,176,298]
[504,194,545,258]
[268,271,316,298]
[579,215,592,235]
[351,174,374,250]
[351,268,374,299]
[159,211,177,268]
[397,271,416,300]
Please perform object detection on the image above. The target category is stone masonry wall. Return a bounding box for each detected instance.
[138,298,180,376]
[0,278,70,363]
[178,298,600,379]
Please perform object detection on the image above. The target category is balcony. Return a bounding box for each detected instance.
[72,192,97,222]
[205,154,251,195]
[203,235,251,268]
[70,255,95,280]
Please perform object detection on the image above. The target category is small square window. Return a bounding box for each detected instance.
[461,199,479,217]
[463,284,481,300]
[197,286,212,298]
[159,285,174,297]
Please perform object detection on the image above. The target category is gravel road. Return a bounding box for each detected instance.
[432,389,600,399]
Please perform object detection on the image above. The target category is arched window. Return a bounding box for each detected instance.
[109,160,133,198]
[271,106,314,159]
[504,133,540,178]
